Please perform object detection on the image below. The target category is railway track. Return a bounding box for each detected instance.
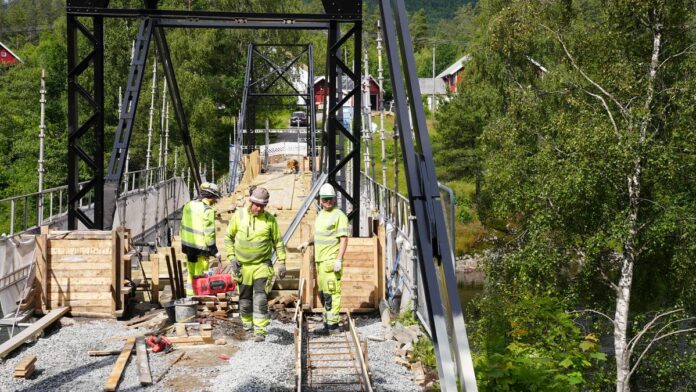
[295,310,373,392]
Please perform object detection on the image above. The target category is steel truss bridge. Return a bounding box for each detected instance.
[1,1,483,390]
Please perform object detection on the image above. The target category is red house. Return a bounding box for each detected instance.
[0,42,23,66]
[314,75,382,110]
[437,55,470,94]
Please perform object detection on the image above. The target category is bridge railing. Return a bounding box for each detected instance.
[360,172,412,238]
[0,166,168,236]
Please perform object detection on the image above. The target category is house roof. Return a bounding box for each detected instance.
[436,54,470,78]
[418,78,447,95]
[314,75,380,91]
[0,41,23,63]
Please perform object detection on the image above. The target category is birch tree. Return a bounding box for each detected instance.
[449,0,696,390]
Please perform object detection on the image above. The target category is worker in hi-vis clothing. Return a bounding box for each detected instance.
[225,186,287,342]
[180,182,222,296]
[298,183,349,335]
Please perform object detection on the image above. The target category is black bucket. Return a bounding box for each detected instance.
[164,302,176,323]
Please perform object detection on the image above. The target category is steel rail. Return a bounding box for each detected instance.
[298,311,372,392]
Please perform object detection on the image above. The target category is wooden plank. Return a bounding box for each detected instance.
[0,307,70,359]
[89,350,123,356]
[50,269,113,278]
[68,310,115,318]
[372,235,380,308]
[377,224,386,302]
[167,336,206,344]
[170,248,182,299]
[36,227,49,312]
[47,231,112,240]
[164,253,177,301]
[51,284,111,298]
[48,277,113,285]
[151,253,160,304]
[348,316,373,391]
[49,292,114,300]
[14,355,37,371]
[103,337,136,392]
[67,306,114,313]
[125,309,164,326]
[50,254,111,265]
[112,229,121,313]
[135,337,152,386]
[177,259,185,299]
[50,299,115,308]
[48,241,113,254]
[155,351,185,383]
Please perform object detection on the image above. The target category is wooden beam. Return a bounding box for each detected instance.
[177,259,185,299]
[155,351,185,383]
[348,315,373,392]
[88,350,123,356]
[0,306,70,359]
[151,253,160,304]
[135,337,152,386]
[103,337,136,392]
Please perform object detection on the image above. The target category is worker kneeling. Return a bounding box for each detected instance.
[225,186,286,342]
[181,182,221,296]
[299,183,349,335]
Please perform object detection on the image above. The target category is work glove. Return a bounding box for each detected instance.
[230,259,241,277]
[276,263,287,279]
[297,241,311,254]
[333,259,342,273]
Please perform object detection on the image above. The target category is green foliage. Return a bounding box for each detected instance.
[392,301,419,327]
[453,0,696,389]
[472,294,608,391]
[456,197,473,224]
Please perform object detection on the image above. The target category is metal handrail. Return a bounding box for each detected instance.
[0,166,168,235]
[360,171,411,238]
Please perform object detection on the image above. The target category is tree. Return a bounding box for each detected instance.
[453,0,696,390]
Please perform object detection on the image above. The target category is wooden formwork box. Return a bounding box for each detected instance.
[300,230,385,313]
[34,227,132,318]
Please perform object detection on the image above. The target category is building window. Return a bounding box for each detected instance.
[1,51,6,58]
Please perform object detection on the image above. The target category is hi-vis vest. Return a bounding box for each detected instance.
[314,208,349,262]
[181,199,216,256]
[225,207,286,264]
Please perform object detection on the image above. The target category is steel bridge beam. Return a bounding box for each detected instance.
[65,8,360,22]
[378,0,477,390]
[67,14,105,229]
[326,21,362,236]
[157,21,330,30]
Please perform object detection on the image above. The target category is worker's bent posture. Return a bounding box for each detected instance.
[299,183,349,335]
[225,187,287,342]
[181,182,221,296]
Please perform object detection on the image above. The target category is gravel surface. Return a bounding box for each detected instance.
[211,319,296,392]
[354,317,422,392]
[0,315,422,391]
[0,318,172,392]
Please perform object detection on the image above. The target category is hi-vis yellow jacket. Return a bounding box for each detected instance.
[225,207,286,265]
[181,199,217,257]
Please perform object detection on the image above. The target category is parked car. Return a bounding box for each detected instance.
[290,111,308,127]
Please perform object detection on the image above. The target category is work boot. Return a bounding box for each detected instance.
[313,323,340,336]
[254,334,266,343]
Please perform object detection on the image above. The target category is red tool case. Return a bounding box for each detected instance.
[192,274,236,295]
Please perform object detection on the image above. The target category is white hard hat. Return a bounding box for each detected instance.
[249,186,270,205]
[200,182,221,199]
[319,183,336,199]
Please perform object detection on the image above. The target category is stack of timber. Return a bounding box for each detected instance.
[193,293,239,320]
[34,226,132,318]
[300,235,384,312]
[13,355,37,378]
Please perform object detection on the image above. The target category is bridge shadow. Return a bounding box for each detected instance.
[15,357,113,392]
